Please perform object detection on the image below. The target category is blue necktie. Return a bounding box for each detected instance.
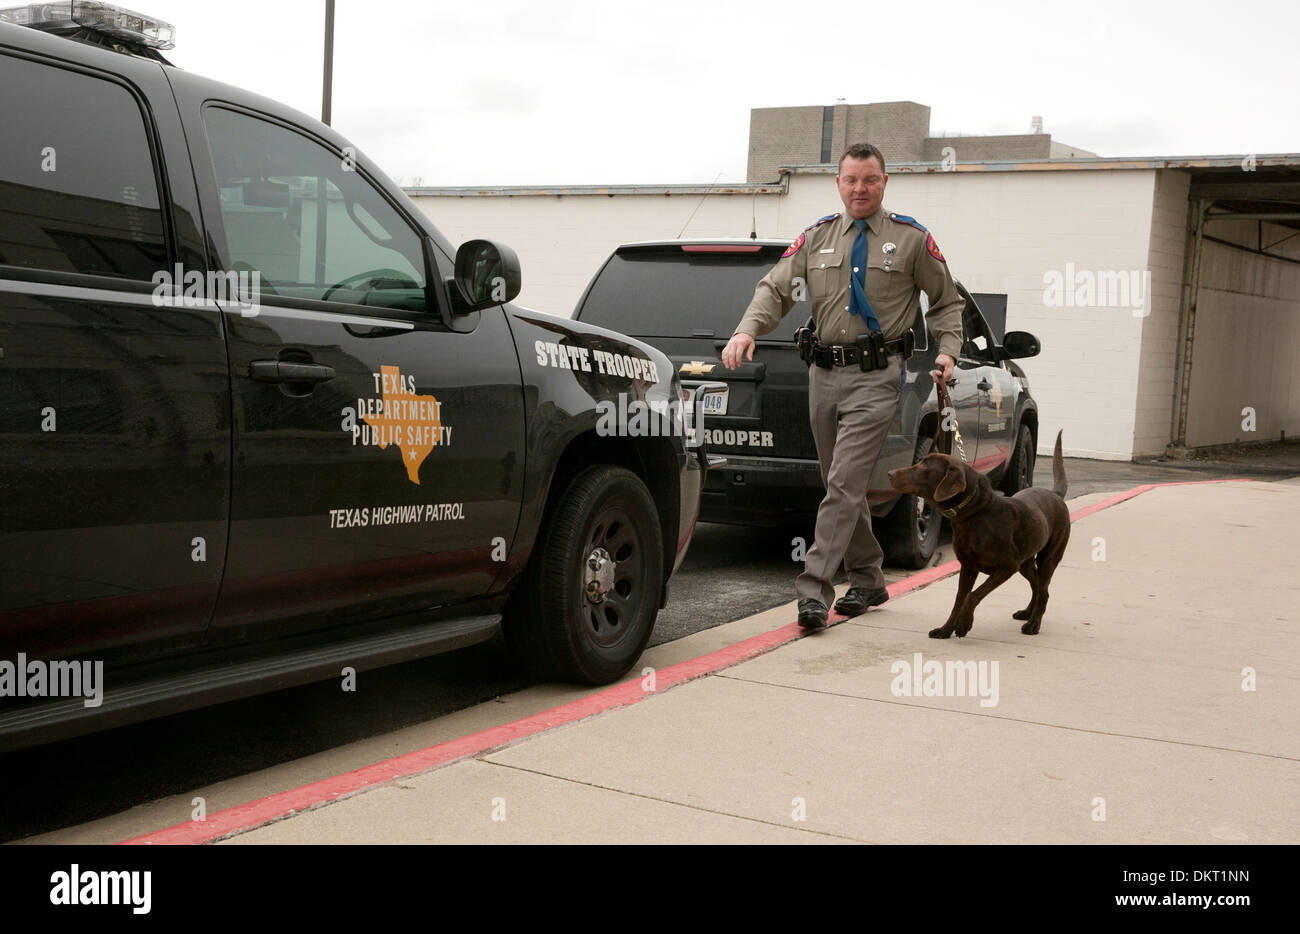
[850,219,881,332]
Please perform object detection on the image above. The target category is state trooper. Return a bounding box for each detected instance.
[721,142,965,628]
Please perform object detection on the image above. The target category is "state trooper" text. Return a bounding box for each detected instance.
[534,340,660,382]
[702,428,774,448]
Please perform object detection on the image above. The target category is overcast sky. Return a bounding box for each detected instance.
[138,0,1297,187]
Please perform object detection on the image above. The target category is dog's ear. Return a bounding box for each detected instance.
[935,462,966,501]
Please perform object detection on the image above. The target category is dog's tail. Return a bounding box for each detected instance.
[1051,429,1067,498]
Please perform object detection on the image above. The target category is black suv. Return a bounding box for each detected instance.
[574,239,1042,568]
[0,10,710,749]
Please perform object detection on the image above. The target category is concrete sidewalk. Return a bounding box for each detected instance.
[193,477,1299,845]
[33,477,1300,845]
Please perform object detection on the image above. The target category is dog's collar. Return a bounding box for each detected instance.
[937,488,979,518]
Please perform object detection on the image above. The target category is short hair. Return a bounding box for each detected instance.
[838,143,886,174]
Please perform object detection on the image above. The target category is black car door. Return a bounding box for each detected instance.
[0,48,229,658]
[187,102,525,636]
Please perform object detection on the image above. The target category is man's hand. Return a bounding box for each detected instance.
[721,332,755,370]
[931,353,955,384]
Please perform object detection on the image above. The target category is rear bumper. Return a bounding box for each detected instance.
[700,454,904,526]
[701,455,821,526]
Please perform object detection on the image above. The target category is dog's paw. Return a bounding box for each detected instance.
[928,626,952,639]
[1012,608,1032,621]
[954,624,971,638]
[1020,619,1041,635]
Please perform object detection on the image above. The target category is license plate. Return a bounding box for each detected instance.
[702,391,728,416]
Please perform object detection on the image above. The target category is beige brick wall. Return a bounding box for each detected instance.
[921,134,1054,162]
[746,106,824,182]
[844,101,929,165]
[1050,139,1098,159]
[748,101,930,180]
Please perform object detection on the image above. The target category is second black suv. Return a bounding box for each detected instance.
[573,239,1043,568]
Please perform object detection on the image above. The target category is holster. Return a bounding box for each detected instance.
[855,331,886,372]
[795,325,814,367]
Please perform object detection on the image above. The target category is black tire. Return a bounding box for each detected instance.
[1001,425,1035,495]
[505,465,663,685]
[879,435,942,569]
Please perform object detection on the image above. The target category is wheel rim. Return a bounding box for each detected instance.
[915,495,937,540]
[913,437,937,541]
[1021,442,1035,488]
[579,502,646,649]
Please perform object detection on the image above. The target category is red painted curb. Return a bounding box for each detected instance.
[118,477,1249,845]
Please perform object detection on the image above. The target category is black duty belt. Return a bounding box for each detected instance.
[801,331,914,371]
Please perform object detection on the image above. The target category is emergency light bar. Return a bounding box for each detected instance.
[0,1,175,49]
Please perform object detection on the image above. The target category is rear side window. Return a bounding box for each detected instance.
[202,107,427,312]
[0,53,166,280]
[578,249,810,341]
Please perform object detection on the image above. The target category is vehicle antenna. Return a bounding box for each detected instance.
[677,172,722,239]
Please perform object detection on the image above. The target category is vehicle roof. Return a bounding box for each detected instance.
[0,19,456,260]
[616,238,791,250]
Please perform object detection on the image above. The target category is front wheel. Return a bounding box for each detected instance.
[878,435,942,570]
[1001,425,1035,494]
[505,465,663,684]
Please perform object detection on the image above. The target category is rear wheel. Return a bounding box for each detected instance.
[505,465,663,684]
[879,435,942,569]
[1001,425,1035,494]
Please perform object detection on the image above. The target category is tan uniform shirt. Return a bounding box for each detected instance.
[735,207,965,360]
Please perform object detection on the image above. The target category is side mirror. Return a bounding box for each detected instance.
[1000,331,1041,360]
[450,239,521,312]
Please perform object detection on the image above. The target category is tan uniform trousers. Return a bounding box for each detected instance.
[795,352,906,607]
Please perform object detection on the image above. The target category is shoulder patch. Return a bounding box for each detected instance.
[804,212,841,232]
[888,212,928,233]
[925,233,945,262]
[783,213,840,257]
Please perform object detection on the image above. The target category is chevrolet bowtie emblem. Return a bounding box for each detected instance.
[680,361,716,375]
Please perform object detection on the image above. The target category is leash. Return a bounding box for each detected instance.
[933,377,967,463]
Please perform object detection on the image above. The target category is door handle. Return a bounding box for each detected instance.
[249,360,336,383]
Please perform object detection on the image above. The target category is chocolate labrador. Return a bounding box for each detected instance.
[887,430,1069,638]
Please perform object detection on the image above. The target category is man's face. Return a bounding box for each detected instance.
[836,155,888,219]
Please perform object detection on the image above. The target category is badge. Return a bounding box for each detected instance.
[882,242,897,255]
[782,232,805,258]
[926,233,945,262]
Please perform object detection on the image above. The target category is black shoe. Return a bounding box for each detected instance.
[797,598,829,629]
[833,586,889,617]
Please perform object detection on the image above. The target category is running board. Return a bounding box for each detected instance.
[0,614,501,752]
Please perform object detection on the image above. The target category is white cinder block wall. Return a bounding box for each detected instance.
[1134,170,1191,456]
[410,166,1208,460]
[865,169,1159,460]
[1186,217,1300,446]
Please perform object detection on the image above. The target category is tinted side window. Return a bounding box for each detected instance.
[0,53,166,280]
[202,107,426,312]
[578,249,810,340]
[962,296,994,356]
